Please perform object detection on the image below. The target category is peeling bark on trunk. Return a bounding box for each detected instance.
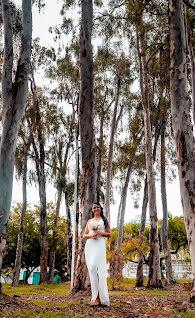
[136,176,148,287]
[73,0,96,291]
[0,0,32,238]
[104,75,121,223]
[65,192,72,281]
[12,150,27,286]
[48,190,62,283]
[185,5,195,123]
[160,123,175,285]
[0,238,6,293]
[136,27,162,288]
[169,0,195,302]
[0,0,32,293]
[74,200,80,271]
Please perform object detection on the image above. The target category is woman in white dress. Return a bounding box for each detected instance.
[84,202,110,307]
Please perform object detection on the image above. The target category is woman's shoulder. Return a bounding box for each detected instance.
[87,218,93,224]
[87,217,103,224]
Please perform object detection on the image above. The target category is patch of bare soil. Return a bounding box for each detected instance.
[0,283,195,317]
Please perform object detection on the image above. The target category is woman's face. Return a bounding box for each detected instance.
[92,204,101,217]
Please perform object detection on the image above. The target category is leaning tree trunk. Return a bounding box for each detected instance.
[104,74,121,222]
[169,0,195,302]
[136,175,148,287]
[137,27,162,288]
[117,160,134,247]
[116,160,133,278]
[73,0,97,291]
[185,5,195,123]
[0,0,32,294]
[96,115,104,202]
[48,190,62,283]
[160,123,175,285]
[12,150,28,286]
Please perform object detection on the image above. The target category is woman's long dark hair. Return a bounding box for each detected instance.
[92,202,109,229]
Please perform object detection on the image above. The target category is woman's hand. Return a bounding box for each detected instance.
[91,230,99,240]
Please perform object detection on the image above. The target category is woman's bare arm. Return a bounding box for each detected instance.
[83,220,97,239]
[96,226,111,238]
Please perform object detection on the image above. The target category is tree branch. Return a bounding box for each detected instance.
[183,0,195,10]
[146,43,164,66]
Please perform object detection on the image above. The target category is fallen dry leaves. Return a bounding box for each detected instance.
[0,283,194,317]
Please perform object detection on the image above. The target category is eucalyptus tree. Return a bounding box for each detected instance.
[169,0,195,302]
[46,109,77,282]
[116,131,145,277]
[26,72,48,284]
[93,48,116,202]
[73,0,97,290]
[44,49,79,282]
[94,47,133,221]
[117,133,145,249]
[142,34,175,284]
[95,0,167,287]
[0,0,32,292]
[155,46,175,284]
[103,52,134,223]
[12,128,31,286]
[135,175,148,286]
[132,0,162,287]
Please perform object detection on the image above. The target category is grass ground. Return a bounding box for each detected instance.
[0,279,194,318]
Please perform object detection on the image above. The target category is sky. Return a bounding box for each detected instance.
[11,0,183,228]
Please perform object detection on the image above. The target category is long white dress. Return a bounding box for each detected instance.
[84,218,110,306]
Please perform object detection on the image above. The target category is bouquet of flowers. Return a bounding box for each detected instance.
[92,224,100,231]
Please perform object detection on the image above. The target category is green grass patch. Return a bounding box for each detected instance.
[110,302,125,307]
[170,308,195,318]
[30,300,88,308]
[107,278,147,289]
[2,283,71,296]
[107,278,193,290]
[176,278,193,284]
[0,308,97,318]
[109,290,189,296]
[29,300,70,307]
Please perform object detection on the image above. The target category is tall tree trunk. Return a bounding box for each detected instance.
[185,5,195,123]
[160,123,175,285]
[74,200,79,269]
[73,0,97,291]
[29,73,48,284]
[0,0,32,294]
[48,190,62,283]
[136,27,162,288]
[104,74,121,222]
[169,0,195,302]
[136,175,148,287]
[74,146,80,271]
[65,191,72,281]
[12,150,27,286]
